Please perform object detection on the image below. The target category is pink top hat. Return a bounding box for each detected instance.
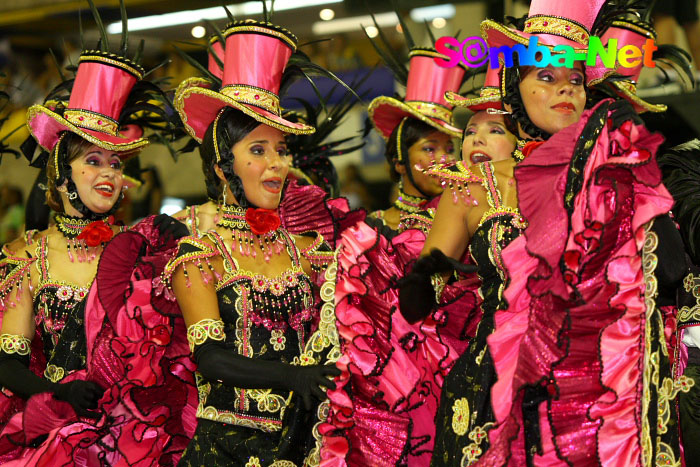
[26,50,148,156]
[445,65,504,112]
[481,0,608,51]
[587,20,665,113]
[368,48,468,139]
[208,35,224,79]
[175,19,314,143]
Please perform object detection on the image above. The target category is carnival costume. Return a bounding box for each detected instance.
[366,14,469,235]
[171,17,349,466]
[401,62,530,467]
[318,16,483,466]
[0,3,194,464]
[174,32,363,247]
[464,1,694,465]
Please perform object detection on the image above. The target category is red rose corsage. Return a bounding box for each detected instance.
[77,221,114,247]
[245,208,281,235]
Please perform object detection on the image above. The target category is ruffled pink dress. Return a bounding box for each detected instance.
[481,100,688,466]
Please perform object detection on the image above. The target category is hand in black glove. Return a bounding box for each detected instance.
[289,364,340,410]
[608,99,643,131]
[194,342,341,411]
[398,249,477,324]
[153,214,189,243]
[51,380,105,419]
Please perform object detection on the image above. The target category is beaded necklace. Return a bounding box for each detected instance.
[216,204,285,262]
[54,214,111,263]
[393,188,428,215]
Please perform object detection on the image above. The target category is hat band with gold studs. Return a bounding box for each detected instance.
[221,85,281,115]
[524,15,589,45]
[64,109,120,136]
[406,101,452,124]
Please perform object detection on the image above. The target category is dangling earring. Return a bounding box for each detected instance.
[222,183,228,206]
[68,191,78,200]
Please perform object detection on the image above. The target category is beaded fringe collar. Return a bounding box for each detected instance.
[215,204,285,262]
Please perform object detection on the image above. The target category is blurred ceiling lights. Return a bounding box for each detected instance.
[106,0,343,34]
[312,4,455,35]
[319,8,335,21]
[191,25,206,38]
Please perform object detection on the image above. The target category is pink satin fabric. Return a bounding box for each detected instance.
[67,61,138,120]
[481,101,672,466]
[208,40,224,79]
[404,55,465,107]
[320,221,480,466]
[224,31,293,94]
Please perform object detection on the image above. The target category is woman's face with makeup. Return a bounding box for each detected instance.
[518,63,586,134]
[230,124,290,210]
[462,111,517,166]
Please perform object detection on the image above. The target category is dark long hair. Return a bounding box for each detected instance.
[199,107,261,206]
[385,118,436,183]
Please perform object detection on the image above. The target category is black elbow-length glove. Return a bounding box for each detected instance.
[0,351,104,418]
[397,248,477,324]
[194,341,340,411]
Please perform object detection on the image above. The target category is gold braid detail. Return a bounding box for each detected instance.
[396,117,408,162]
[0,334,31,355]
[212,108,227,163]
[187,318,226,352]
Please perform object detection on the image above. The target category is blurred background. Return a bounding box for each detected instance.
[0,0,698,236]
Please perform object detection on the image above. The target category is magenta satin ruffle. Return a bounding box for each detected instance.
[481,101,672,466]
[0,217,198,466]
[280,180,364,249]
[320,221,480,466]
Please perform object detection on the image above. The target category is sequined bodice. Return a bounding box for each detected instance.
[468,162,525,313]
[32,236,92,381]
[176,230,318,432]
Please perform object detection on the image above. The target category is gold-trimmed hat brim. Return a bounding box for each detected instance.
[26,105,148,157]
[175,85,315,143]
[368,96,462,140]
[613,81,667,113]
[480,19,588,53]
[444,91,502,111]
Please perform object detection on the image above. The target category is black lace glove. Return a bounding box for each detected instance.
[51,380,104,418]
[194,342,340,410]
[397,249,477,324]
[153,214,189,242]
[0,357,104,418]
[608,99,643,131]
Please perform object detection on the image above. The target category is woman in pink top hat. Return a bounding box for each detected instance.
[0,4,190,464]
[367,42,469,234]
[401,0,695,464]
[166,17,356,466]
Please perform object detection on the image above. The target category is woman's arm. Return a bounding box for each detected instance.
[171,242,339,410]
[421,187,472,260]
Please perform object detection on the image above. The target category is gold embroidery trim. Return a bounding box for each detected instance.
[460,422,494,466]
[445,87,501,107]
[679,273,700,324]
[451,397,470,436]
[368,96,460,140]
[44,364,65,383]
[0,334,31,355]
[79,53,144,79]
[175,85,315,144]
[27,105,148,154]
[223,22,298,51]
[405,101,453,124]
[523,15,589,44]
[221,85,280,115]
[64,109,119,135]
[187,318,226,352]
